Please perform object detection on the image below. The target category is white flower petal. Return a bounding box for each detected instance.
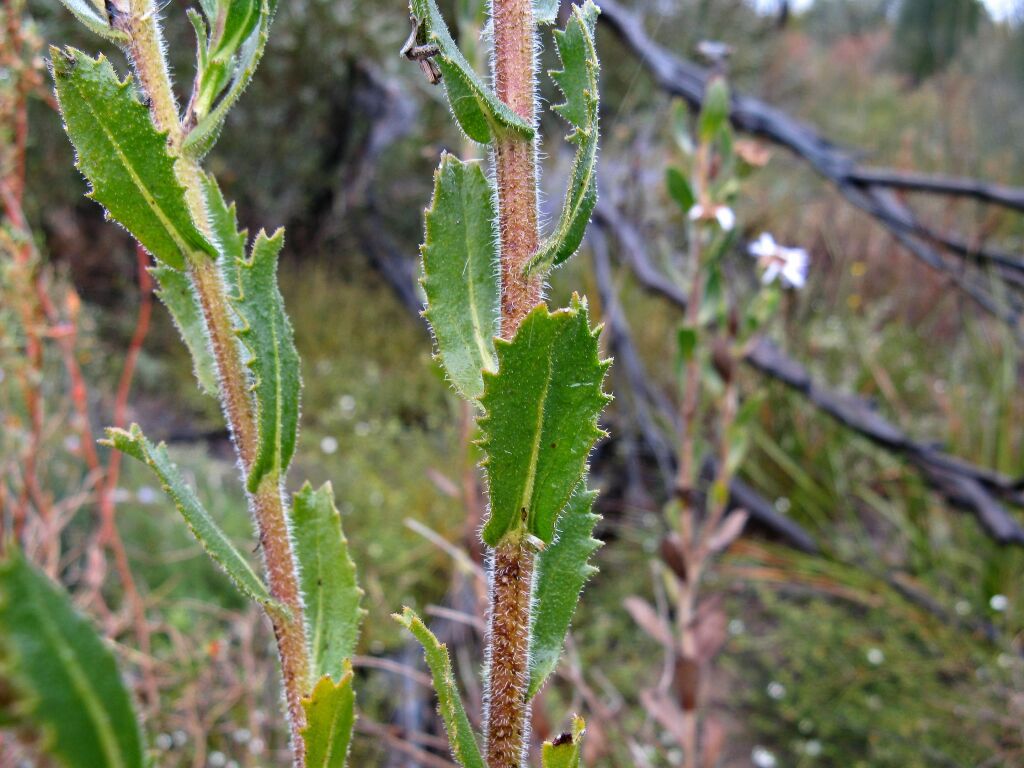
[749,232,777,259]
[688,204,705,221]
[762,263,781,285]
[715,206,736,231]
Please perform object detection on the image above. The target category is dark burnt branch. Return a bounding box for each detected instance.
[591,227,820,553]
[593,201,1024,546]
[598,0,1024,329]
[848,168,1024,213]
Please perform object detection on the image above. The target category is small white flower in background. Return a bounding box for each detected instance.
[866,647,885,666]
[749,232,809,289]
[154,733,173,751]
[804,739,823,757]
[728,618,746,636]
[172,729,187,747]
[766,681,786,700]
[136,485,158,505]
[209,752,226,768]
[990,594,1009,612]
[752,745,778,768]
[688,203,736,231]
[955,599,971,616]
[338,394,356,416]
[63,434,81,453]
[320,436,339,455]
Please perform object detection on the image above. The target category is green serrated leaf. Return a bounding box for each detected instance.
[528,484,601,699]
[300,664,356,768]
[0,548,145,768]
[542,715,586,768]
[56,0,129,42]
[479,297,611,546]
[151,265,219,396]
[183,0,274,156]
[393,608,486,768]
[529,0,601,272]
[293,482,366,682]
[50,48,217,269]
[103,424,281,612]
[202,173,248,264]
[230,228,301,491]
[421,154,500,401]
[535,0,561,25]
[409,0,534,144]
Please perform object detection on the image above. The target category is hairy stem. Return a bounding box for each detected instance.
[492,0,542,335]
[119,0,310,758]
[485,0,542,763]
[486,539,536,767]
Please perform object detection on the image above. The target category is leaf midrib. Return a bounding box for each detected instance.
[68,73,200,261]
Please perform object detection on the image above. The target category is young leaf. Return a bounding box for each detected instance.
[183,0,274,156]
[300,664,356,768]
[698,76,731,143]
[203,173,248,266]
[230,228,301,491]
[104,424,281,612]
[0,548,145,768]
[409,0,534,143]
[151,265,219,396]
[528,0,600,272]
[528,484,601,698]
[393,608,486,768]
[293,482,366,681]
[479,297,611,546]
[55,0,129,43]
[541,715,586,768]
[421,154,500,401]
[666,167,695,213]
[50,49,217,269]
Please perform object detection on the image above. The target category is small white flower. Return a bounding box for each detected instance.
[752,746,778,768]
[172,730,187,747]
[155,733,173,751]
[338,394,356,416]
[748,232,809,289]
[209,752,227,767]
[804,739,823,757]
[728,618,746,636]
[955,600,971,616]
[688,203,736,231]
[232,728,251,744]
[767,681,786,700]
[249,737,265,755]
[136,485,158,505]
[63,434,81,453]
[320,436,339,455]
[866,648,885,666]
[990,594,1009,612]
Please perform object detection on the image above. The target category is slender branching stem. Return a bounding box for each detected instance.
[486,0,542,763]
[118,0,310,757]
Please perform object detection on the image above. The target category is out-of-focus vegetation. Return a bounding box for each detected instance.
[3,0,1024,765]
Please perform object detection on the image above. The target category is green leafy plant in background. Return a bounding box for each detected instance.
[0,0,365,765]
[398,0,609,765]
[623,74,809,767]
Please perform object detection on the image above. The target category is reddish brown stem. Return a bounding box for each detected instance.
[485,0,544,764]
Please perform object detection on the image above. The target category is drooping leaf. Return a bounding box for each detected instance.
[300,664,356,768]
[409,0,534,143]
[421,154,500,401]
[528,484,601,699]
[55,0,129,42]
[183,0,274,156]
[479,297,611,546]
[0,548,145,768]
[229,228,301,491]
[393,608,486,768]
[541,715,586,768]
[151,265,219,396]
[528,0,600,272]
[50,48,217,269]
[293,482,366,681]
[103,424,281,612]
